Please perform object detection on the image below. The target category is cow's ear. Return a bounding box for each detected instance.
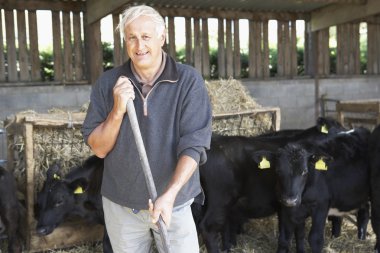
[68,178,89,195]
[310,155,333,171]
[46,162,62,181]
[252,151,276,169]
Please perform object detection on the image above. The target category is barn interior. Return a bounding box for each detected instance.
[0,0,380,252]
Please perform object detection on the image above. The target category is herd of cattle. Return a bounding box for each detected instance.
[1,116,380,253]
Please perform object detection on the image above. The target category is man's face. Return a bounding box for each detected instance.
[124,15,165,71]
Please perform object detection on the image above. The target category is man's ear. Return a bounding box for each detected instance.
[160,29,167,46]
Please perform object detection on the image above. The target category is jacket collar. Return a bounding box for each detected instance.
[124,52,179,85]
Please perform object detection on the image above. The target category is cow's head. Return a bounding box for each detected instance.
[36,163,89,236]
[316,117,346,135]
[275,143,332,207]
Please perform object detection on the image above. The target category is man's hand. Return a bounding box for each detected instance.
[113,76,135,118]
[148,193,175,228]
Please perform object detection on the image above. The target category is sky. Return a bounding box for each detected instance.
[32,10,306,51]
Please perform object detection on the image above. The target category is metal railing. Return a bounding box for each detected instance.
[0,128,6,167]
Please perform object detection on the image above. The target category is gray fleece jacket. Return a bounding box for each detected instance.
[81,54,212,209]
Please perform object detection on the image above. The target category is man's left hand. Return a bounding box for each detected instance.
[148,193,175,228]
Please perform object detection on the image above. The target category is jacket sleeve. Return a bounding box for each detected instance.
[177,69,212,165]
[81,77,110,145]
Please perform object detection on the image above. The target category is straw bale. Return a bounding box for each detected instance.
[206,78,275,136]
[205,78,261,114]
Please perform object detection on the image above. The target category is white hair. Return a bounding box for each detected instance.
[116,5,166,40]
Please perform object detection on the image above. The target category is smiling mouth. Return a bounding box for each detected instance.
[136,51,148,56]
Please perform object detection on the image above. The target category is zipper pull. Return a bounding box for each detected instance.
[143,99,148,116]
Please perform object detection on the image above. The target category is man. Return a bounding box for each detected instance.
[81,5,212,253]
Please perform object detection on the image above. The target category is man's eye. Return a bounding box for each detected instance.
[143,35,150,40]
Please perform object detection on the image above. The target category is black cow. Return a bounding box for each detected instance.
[36,156,113,253]
[195,117,346,253]
[369,124,380,253]
[0,166,25,253]
[269,127,370,253]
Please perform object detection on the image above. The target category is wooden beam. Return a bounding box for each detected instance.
[0,0,85,12]
[157,8,307,21]
[86,0,132,25]
[311,0,380,31]
[302,0,366,3]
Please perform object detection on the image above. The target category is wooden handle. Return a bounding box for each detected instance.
[126,99,171,253]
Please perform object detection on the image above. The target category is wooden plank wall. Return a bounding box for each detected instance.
[1,6,380,84]
[277,20,298,78]
[0,8,86,85]
[336,22,361,75]
[367,16,380,75]
[248,20,270,78]
[317,28,330,76]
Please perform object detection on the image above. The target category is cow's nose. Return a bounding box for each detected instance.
[36,227,49,236]
[283,197,299,207]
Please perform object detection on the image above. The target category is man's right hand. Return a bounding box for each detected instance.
[113,76,135,118]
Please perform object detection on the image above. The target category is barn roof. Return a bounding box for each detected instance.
[2,0,378,31]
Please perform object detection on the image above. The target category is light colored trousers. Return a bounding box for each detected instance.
[102,196,199,253]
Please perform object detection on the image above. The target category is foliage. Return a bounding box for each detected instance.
[40,50,54,81]
[39,42,115,80]
[102,42,114,71]
[38,40,369,80]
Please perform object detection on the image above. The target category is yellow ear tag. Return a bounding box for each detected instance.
[315,159,328,171]
[259,157,271,169]
[321,124,328,134]
[53,174,61,180]
[74,186,84,194]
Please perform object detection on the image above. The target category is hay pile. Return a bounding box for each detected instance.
[32,215,375,253]
[206,78,275,136]
[198,215,376,253]
[6,110,93,195]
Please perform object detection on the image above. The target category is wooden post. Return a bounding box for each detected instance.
[193,18,202,74]
[73,12,84,80]
[255,21,263,78]
[17,10,30,81]
[277,21,284,77]
[367,21,374,74]
[263,20,270,78]
[248,20,255,78]
[185,17,193,66]
[28,10,41,81]
[202,18,210,79]
[52,11,63,81]
[168,16,176,60]
[226,19,233,78]
[284,21,291,77]
[233,19,240,78]
[5,10,17,82]
[291,20,298,77]
[84,19,103,84]
[63,11,73,81]
[112,13,122,67]
[24,123,35,250]
[217,18,226,78]
[0,10,6,81]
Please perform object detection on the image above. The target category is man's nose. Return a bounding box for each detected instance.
[136,38,145,49]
